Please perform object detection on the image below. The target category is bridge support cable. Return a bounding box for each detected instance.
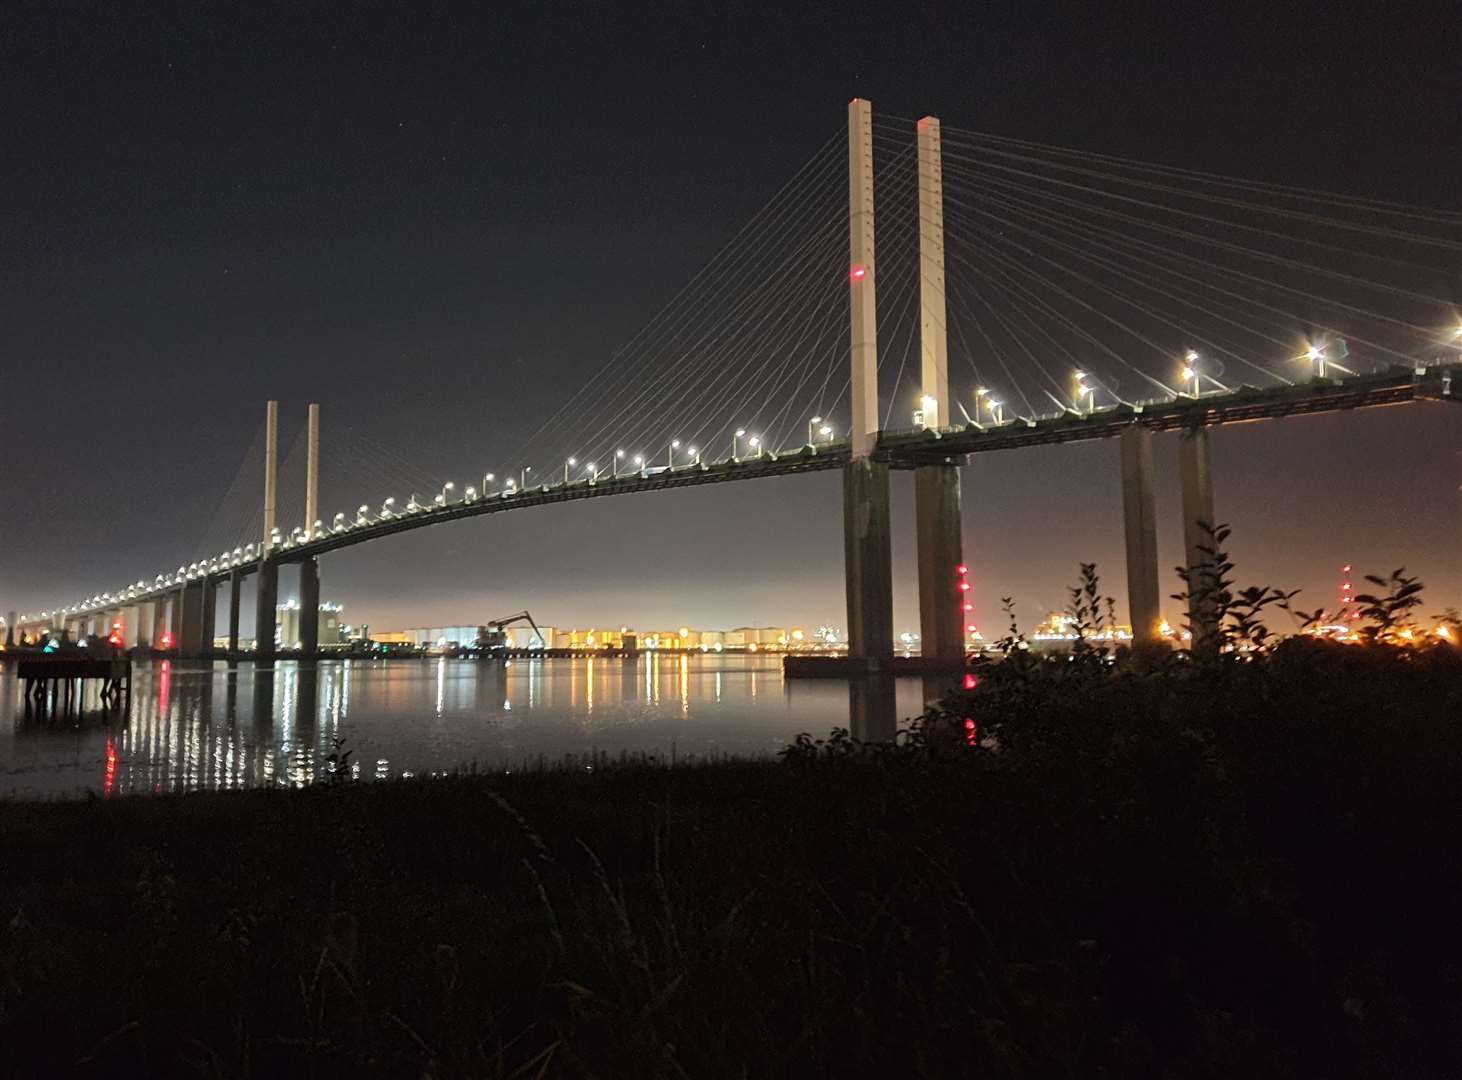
[946,195,1429,384]
[936,134,1462,271]
[902,123,1462,430]
[602,221,848,461]
[559,174,849,472]
[508,131,849,477]
[191,414,268,564]
[942,191,1308,384]
[944,181,1444,349]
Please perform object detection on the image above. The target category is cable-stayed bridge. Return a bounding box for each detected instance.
[8,100,1460,666]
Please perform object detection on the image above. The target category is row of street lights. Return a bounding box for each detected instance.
[387,417,839,526]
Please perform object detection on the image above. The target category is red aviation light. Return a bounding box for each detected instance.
[849,264,867,283]
[962,673,978,690]
[963,602,973,612]
[956,564,968,576]
[958,581,971,592]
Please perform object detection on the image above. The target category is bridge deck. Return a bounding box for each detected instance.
[26,363,1457,626]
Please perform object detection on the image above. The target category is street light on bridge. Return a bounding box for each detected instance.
[807,416,822,444]
[1180,350,1201,398]
[1304,344,1328,378]
[668,439,680,469]
[521,466,532,489]
[984,396,1004,425]
[613,449,626,477]
[1074,371,1095,416]
[733,428,746,461]
[748,434,762,459]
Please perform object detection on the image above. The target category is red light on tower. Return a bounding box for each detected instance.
[956,564,968,575]
[849,264,867,283]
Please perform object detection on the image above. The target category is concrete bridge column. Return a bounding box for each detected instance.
[4,611,14,648]
[134,602,153,649]
[200,580,218,655]
[915,462,965,664]
[841,98,894,671]
[178,582,207,656]
[227,568,243,655]
[1120,427,1162,650]
[254,560,279,660]
[911,114,965,669]
[298,558,320,656]
[1179,426,1219,648]
[154,599,172,650]
[843,459,894,668]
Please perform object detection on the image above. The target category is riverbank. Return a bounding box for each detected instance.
[3,639,1460,1077]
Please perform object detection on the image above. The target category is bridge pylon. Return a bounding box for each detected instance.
[913,114,966,669]
[842,97,894,671]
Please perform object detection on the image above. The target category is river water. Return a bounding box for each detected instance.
[0,656,929,799]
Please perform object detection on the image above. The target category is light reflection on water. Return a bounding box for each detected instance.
[0,656,931,799]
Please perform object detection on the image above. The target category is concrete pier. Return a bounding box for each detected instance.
[178,582,207,655]
[843,458,894,670]
[200,579,217,655]
[254,560,278,660]
[135,601,153,649]
[227,568,243,654]
[298,558,320,655]
[154,599,171,650]
[915,462,965,664]
[1179,426,1218,646]
[1120,427,1162,649]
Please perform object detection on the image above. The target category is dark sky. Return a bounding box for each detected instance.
[3,1,1459,635]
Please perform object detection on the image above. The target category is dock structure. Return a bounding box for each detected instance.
[17,657,131,716]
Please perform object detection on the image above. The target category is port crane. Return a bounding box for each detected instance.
[477,611,545,650]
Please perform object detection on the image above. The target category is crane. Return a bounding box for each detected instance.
[477,611,546,651]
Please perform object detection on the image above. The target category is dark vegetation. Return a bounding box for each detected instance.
[3,542,1461,1078]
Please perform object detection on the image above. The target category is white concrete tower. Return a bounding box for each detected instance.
[263,400,278,553]
[848,97,879,457]
[916,116,949,429]
[305,402,320,538]
[913,114,965,669]
[841,97,895,680]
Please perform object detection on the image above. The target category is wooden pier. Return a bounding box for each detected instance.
[17,657,131,715]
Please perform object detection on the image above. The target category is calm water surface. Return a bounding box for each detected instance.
[0,656,929,799]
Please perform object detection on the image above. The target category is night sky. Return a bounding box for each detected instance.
[3,2,1458,636]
